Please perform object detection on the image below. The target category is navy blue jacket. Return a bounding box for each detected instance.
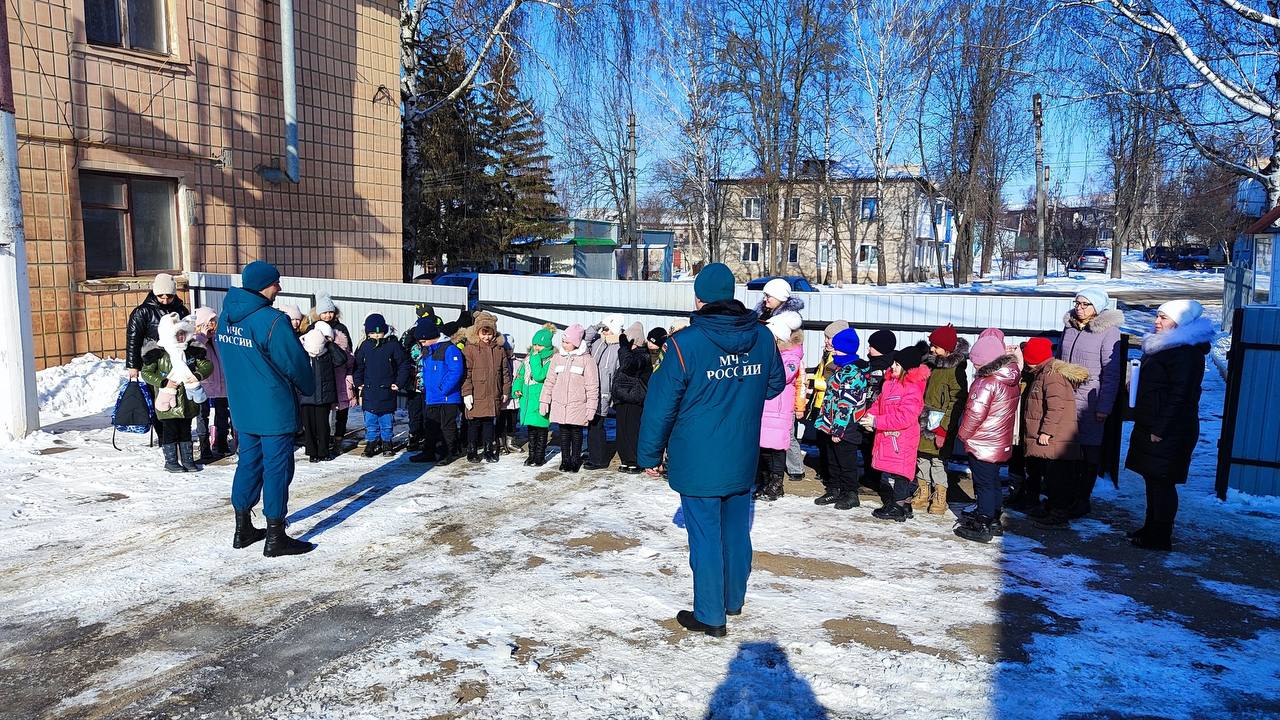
[422,341,465,405]
[216,287,315,435]
[354,336,412,414]
[638,301,786,497]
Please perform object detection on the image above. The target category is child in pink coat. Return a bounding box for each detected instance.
[757,312,805,501]
[861,345,930,522]
[540,324,600,473]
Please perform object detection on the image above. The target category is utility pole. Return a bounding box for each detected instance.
[626,112,639,280]
[1034,93,1047,285]
[0,0,39,439]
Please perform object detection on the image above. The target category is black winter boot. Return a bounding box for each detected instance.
[178,441,201,472]
[163,443,186,473]
[485,443,500,463]
[769,473,786,500]
[676,610,727,638]
[814,489,839,505]
[263,519,315,557]
[1131,521,1172,551]
[362,440,381,457]
[232,509,266,549]
[872,502,907,521]
[467,446,481,463]
[833,489,860,510]
[197,435,221,464]
[954,515,995,543]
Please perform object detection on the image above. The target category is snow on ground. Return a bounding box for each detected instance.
[1,332,1278,719]
[809,254,1223,297]
[34,353,125,423]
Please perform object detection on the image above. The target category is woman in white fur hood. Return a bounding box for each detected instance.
[1124,299,1215,552]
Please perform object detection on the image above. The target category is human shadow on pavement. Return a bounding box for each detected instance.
[702,641,829,720]
[287,457,425,541]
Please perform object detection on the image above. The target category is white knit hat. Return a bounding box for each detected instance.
[315,293,338,315]
[600,314,625,336]
[283,304,303,322]
[1075,286,1111,312]
[312,320,334,339]
[301,328,328,357]
[763,278,792,301]
[1157,299,1204,327]
[767,310,803,342]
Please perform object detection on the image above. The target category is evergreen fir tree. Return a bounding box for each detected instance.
[481,43,565,253]
[403,33,494,270]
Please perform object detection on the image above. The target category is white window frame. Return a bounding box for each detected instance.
[788,243,799,264]
[820,196,847,220]
[84,0,171,55]
[530,255,552,274]
[743,197,763,220]
[783,197,801,219]
[858,243,879,266]
[741,241,760,262]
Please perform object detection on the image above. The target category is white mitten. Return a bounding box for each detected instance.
[463,395,474,411]
[156,386,178,412]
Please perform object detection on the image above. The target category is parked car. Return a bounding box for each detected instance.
[1070,248,1109,273]
[1142,246,1176,265]
[745,275,819,293]
[432,272,479,311]
[1174,245,1221,271]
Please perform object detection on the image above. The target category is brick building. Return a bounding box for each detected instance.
[712,168,956,284]
[9,0,402,368]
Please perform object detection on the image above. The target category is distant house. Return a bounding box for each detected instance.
[711,162,956,283]
[507,219,675,280]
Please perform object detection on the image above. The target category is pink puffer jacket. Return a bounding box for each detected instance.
[760,344,804,450]
[333,328,357,410]
[540,345,600,427]
[192,333,226,399]
[957,357,1022,463]
[868,366,930,479]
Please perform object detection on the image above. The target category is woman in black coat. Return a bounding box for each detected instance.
[1125,299,1214,551]
[612,324,653,474]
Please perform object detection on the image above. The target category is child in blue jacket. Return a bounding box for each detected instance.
[354,313,411,457]
[410,318,465,464]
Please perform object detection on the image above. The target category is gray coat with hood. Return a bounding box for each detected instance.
[585,325,621,416]
[1059,308,1124,447]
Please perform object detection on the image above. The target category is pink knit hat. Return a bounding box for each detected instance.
[194,306,217,326]
[563,323,586,346]
[969,327,1007,367]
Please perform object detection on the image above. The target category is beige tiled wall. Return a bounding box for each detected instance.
[9,0,402,368]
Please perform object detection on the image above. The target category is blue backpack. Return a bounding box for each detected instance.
[111,379,155,449]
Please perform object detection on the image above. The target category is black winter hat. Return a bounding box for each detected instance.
[647,327,668,346]
[415,302,436,319]
[868,329,898,355]
[895,344,925,371]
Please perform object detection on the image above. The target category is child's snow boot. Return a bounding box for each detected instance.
[197,434,221,464]
[162,443,187,473]
[872,502,907,522]
[910,481,931,511]
[263,519,315,557]
[178,441,201,472]
[363,440,382,458]
[767,473,785,501]
[232,509,266,549]
[833,489,860,510]
[928,485,948,515]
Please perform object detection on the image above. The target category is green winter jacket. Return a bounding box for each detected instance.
[140,346,214,421]
[918,339,969,458]
[514,327,555,428]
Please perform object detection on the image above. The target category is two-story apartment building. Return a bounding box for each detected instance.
[10,0,401,368]
[711,166,956,284]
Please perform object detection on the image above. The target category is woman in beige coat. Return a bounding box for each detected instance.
[540,323,599,473]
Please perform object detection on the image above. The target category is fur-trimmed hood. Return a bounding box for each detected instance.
[1141,316,1214,355]
[976,354,1020,381]
[1064,308,1125,333]
[924,337,969,369]
[755,295,806,317]
[1039,359,1090,386]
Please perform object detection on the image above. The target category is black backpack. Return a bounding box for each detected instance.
[111,379,155,450]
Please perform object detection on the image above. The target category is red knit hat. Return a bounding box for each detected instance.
[1024,337,1054,367]
[928,324,958,353]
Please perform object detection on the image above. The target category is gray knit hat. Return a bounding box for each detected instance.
[315,293,338,314]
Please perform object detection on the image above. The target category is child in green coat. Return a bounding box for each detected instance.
[141,312,214,473]
[514,325,555,466]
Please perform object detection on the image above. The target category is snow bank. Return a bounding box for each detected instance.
[36,353,125,420]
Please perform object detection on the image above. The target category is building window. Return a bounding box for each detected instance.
[85,0,169,55]
[820,196,847,220]
[743,197,762,220]
[741,242,760,262]
[783,197,801,219]
[860,196,879,221]
[788,243,799,264]
[858,244,879,266]
[933,200,945,224]
[80,172,179,279]
[530,255,551,274]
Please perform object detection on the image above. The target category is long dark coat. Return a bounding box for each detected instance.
[1125,317,1213,485]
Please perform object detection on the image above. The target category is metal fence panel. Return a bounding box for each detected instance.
[187,272,469,341]
[1218,304,1280,498]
